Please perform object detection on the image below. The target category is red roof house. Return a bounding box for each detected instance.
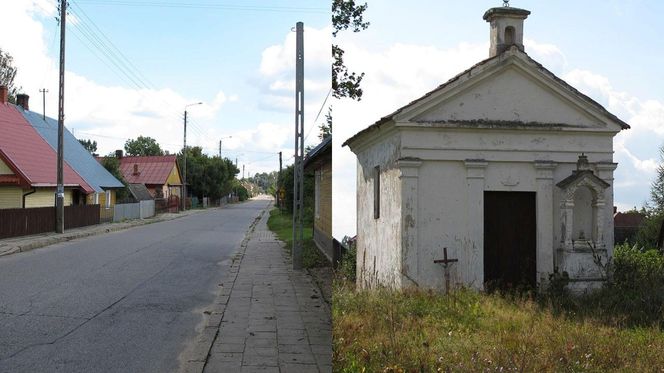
[0,92,93,208]
[117,154,182,199]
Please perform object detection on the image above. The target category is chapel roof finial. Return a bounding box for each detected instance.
[483,3,530,57]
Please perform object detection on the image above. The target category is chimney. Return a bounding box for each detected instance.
[483,3,530,57]
[0,86,7,104]
[16,94,29,110]
[133,164,140,176]
[115,149,123,158]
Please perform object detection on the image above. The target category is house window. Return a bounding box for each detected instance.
[374,166,380,219]
[315,169,321,219]
[105,190,111,209]
[94,192,99,205]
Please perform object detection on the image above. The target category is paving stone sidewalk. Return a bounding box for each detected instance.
[201,208,332,373]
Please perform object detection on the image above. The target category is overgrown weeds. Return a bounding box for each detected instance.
[334,244,664,372]
[334,282,664,372]
[266,208,328,269]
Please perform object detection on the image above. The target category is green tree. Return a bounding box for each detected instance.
[100,153,130,201]
[332,0,370,100]
[651,145,664,213]
[319,107,332,140]
[634,144,664,248]
[177,146,240,201]
[78,139,97,154]
[0,48,21,103]
[124,136,164,156]
[278,164,314,221]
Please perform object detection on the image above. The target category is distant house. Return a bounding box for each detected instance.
[304,136,332,264]
[116,154,182,199]
[19,96,124,218]
[0,88,97,209]
[613,208,645,244]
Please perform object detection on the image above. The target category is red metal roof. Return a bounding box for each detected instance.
[0,104,93,193]
[614,211,645,228]
[118,155,180,185]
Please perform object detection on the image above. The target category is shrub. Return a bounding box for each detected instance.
[543,243,664,328]
[337,236,357,282]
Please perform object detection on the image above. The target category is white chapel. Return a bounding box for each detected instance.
[343,5,629,292]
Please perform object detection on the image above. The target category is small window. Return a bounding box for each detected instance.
[374,166,380,219]
[504,26,515,45]
[105,190,111,209]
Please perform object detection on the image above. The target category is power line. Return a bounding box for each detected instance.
[68,1,210,136]
[72,1,327,13]
[303,87,331,143]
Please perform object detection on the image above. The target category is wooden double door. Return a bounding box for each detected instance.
[483,191,537,290]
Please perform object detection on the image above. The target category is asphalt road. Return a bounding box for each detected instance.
[0,199,270,373]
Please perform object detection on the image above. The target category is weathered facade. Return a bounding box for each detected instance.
[304,136,333,263]
[344,6,628,292]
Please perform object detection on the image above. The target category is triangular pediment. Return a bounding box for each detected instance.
[344,49,628,149]
[398,51,627,132]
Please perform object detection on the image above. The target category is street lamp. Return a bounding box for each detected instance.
[219,135,232,158]
[183,102,202,211]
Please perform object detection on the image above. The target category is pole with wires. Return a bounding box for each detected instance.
[40,89,48,121]
[292,22,304,270]
[277,151,282,208]
[183,109,187,211]
[55,0,67,234]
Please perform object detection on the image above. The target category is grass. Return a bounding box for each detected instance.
[266,208,328,269]
[333,281,664,372]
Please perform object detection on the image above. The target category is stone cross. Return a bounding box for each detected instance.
[434,247,458,294]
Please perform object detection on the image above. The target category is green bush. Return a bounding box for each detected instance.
[338,236,357,282]
[544,243,664,327]
[608,243,664,325]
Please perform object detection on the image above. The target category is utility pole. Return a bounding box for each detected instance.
[242,164,245,179]
[182,102,202,211]
[39,88,48,121]
[277,151,282,207]
[55,0,67,234]
[292,21,304,270]
[183,109,187,211]
[219,140,222,158]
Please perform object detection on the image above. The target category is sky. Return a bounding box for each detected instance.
[1,0,330,178]
[333,0,664,238]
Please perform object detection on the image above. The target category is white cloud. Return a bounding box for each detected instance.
[257,25,331,118]
[524,38,567,72]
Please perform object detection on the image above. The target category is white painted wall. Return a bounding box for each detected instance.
[354,130,404,288]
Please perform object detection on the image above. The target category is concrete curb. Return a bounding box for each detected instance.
[179,208,266,373]
[0,207,217,258]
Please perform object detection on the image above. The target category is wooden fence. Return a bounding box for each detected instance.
[0,205,101,239]
[155,195,179,214]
